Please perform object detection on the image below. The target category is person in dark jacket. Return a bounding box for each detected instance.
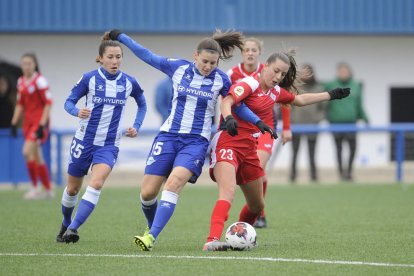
[290,64,326,182]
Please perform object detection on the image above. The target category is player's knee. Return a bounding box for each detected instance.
[248,201,264,214]
[66,185,81,196]
[89,179,104,190]
[141,188,158,201]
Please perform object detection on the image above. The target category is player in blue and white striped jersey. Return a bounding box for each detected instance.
[109,29,271,251]
[56,36,147,244]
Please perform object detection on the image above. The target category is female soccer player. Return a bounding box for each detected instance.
[10,53,53,199]
[56,34,147,243]
[108,29,271,251]
[227,37,293,228]
[204,49,350,251]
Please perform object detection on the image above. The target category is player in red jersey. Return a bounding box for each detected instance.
[227,37,292,228]
[203,49,350,251]
[11,53,53,199]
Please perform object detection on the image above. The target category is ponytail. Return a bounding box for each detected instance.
[197,29,244,61]
[96,32,123,63]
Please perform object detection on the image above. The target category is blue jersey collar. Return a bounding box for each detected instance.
[99,67,122,80]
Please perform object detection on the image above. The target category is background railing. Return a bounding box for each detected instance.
[1,123,414,185]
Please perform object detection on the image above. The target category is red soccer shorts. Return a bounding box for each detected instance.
[23,122,49,144]
[256,132,275,155]
[209,130,264,185]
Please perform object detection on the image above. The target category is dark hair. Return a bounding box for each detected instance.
[96,32,123,63]
[301,63,316,85]
[197,29,244,61]
[21,53,40,73]
[266,49,300,93]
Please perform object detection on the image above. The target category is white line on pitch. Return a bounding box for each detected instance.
[1,253,414,268]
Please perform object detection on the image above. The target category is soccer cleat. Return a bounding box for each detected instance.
[202,239,231,251]
[134,233,155,251]
[45,190,55,199]
[23,188,42,200]
[63,228,79,244]
[253,215,267,228]
[56,224,68,243]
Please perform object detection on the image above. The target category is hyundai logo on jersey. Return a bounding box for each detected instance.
[177,85,213,99]
[93,96,126,105]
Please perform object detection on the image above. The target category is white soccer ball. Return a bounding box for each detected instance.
[225,222,257,250]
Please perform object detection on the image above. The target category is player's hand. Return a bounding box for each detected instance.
[125,127,137,138]
[35,125,44,139]
[109,29,122,41]
[281,130,292,145]
[256,120,277,139]
[225,115,238,136]
[78,108,91,119]
[328,88,350,100]
[11,125,17,138]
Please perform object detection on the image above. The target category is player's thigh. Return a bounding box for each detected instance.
[213,161,237,202]
[240,178,264,213]
[257,149,271,169]
[164,166,193,194]
[22,139,37,159]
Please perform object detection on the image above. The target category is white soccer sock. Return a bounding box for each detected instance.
[160,190,178,204]
[140,194,157,206]
[61,187,79,208]
[82,186,101,205]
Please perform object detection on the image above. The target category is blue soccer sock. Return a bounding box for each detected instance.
[68,186,101,230]
[61,187,79,227]
[140,195,157,228]
[149,190,178,239]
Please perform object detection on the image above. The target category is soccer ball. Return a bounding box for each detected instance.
[225,222,257,250]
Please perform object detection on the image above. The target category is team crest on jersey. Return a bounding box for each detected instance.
[116,85,125,93]
[270,93,276,101]
[185,74,192,80]
[28,85,35,94]
[97,84,104,91]
[202,79,213,86]
[234,86,244,97]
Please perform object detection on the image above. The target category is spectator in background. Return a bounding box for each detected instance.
[325,62,369,181]
[0,60,21,128]
[154,76,173,124]
[290,64,326,183]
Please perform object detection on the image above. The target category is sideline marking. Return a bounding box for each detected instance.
[1,253,414,268]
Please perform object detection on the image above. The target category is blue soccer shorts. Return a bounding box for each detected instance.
[144,132,209,183]
[67,137,119,177]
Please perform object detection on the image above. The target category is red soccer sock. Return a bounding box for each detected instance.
[207,200,231,242]
[261,179,267,217]
[37,163,51,191]
[239,204,260,225]
[26,161,38,188]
